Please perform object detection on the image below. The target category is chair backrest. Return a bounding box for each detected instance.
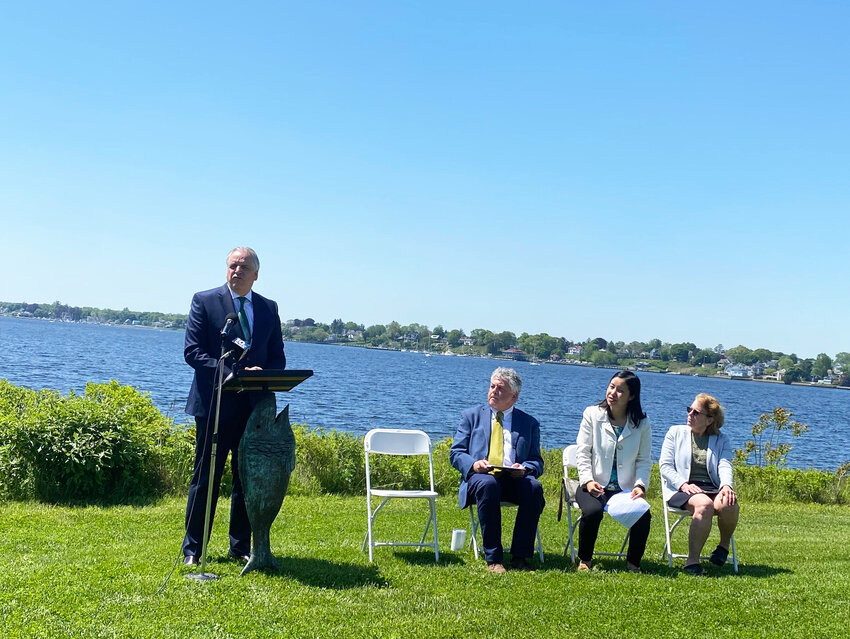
[365,428,432,456]
[364,428,436,494]
[562,444,580,502]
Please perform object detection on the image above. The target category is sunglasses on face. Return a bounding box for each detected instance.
[687,407,706,416]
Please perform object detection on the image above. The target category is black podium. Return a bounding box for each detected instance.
[187,367,313,582]
[222,369,313,393]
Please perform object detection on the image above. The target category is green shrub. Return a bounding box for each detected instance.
[734,464,850,505]
[0,380,192,503]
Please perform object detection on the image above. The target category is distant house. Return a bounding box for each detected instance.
[460,337,475,347]
[501,348,527,361]
[567,345,583,356]
[725,364,752,379]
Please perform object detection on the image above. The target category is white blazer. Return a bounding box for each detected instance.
[659,424,734,504]
[575,405,652,491]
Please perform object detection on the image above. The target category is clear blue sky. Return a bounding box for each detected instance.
[2,2,847,359]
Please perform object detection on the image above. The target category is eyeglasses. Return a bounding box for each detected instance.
[686,407,706,416]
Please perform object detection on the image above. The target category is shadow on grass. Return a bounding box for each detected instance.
[243,555,389,589]
[392,551,464,566]
[571,557,793,579]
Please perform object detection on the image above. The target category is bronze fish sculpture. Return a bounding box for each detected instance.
[238,394,296,576]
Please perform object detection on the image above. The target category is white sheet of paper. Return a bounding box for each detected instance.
[604,491,650,529]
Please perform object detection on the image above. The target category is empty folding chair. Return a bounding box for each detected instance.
[362,428,439,562]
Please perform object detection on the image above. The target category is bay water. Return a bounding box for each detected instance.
[3,316,847,471]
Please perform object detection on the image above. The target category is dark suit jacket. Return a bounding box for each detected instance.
[184,284,286,418]
[449,404,544,508]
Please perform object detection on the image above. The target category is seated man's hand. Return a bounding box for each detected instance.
[506,463,529,477]
[472,460,492,473]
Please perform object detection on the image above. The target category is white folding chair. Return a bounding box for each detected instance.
[468,501,544,562]
[362,428,439,562]
[662,505,738,572]
[559,444,630,563]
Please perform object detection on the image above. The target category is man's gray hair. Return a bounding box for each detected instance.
[226,247,260,270]
[491,367,522,394]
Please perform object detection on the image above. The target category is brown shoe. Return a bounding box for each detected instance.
[486,562,507,574]
[509,557,535,572]
[577,560,592,572]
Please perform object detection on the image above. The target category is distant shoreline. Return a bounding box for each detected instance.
[5,314,846,391]
[291,338,850,392]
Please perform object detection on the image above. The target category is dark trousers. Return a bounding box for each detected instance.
[466,472,545,564]
[182,395,252,558]
[575,486,651,565]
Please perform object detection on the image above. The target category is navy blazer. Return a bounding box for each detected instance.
[449,404,544,509]
[184,284,286,417]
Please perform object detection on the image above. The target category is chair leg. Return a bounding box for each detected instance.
[617,530,631,558]
[469,508,480,560]
[730,534,738,573]
[535,526,544,563]
[430,498,439,562]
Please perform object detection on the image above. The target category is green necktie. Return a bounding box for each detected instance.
[488,411,504,468]
[237,296,251,341]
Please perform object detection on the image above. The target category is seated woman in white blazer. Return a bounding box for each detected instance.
[659,393,739,575]
[575,371,652,573]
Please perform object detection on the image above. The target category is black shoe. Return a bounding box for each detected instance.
[709,545,729,566]
[683,563,703,575]
[228,550,250,564]
[183,555,198,566]
[509,557,535,572]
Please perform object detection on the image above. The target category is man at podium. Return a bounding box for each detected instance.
[181,246,286,566]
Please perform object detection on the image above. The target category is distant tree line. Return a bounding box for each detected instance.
[284,317,849,385]
[4,300,846,385]
[0,300,186,329]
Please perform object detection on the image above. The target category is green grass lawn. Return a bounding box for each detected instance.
[1,495,848,638]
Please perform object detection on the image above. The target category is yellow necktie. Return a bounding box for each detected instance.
[488,411,504,468]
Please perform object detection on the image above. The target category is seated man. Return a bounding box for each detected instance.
[450,367,545,572]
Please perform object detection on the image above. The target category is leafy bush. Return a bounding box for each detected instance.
[0,380,192,503]
[734,464,850,505]
[734,407,808,467]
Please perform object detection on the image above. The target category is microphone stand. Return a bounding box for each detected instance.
[187,342,234,583]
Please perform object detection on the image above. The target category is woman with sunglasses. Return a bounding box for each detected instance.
[574,370,652,572]
[659,393,739,575]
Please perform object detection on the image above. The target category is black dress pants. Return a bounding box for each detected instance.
[182,393,252,558]
[575,485,651,565]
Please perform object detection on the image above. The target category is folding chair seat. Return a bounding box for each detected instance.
[559,444,630,563]
[362,428,439,562]
[468,501,544,562]
[661,505,738,572]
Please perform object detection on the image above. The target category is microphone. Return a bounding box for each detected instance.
[221,313,238,338]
